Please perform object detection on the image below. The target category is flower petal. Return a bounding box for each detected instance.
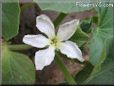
[59,41,84,62]
[23,34,50,48]
[36,14,55,38]
[35,46,55,70]
[57,19,79,41]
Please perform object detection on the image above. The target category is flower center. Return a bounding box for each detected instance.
[50,37,60,48]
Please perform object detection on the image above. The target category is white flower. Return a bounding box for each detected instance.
[23,14,84,70]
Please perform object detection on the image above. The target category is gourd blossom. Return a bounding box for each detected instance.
[23,14,84,70]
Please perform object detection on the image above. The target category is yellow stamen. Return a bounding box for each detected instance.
[49,37,60,48]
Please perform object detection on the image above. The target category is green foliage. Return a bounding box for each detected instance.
[88,58,114,84]
[2,2,20,41]
[75,6,113,84]
[75,39,114,84]
[2,44,35,84]
[70,27,89,47]
[34,0,92,13]
[80,18,92,33]
[89,7,113,65]
[87,39,114,84]
[0,3,2,37]
[83,48,107,84]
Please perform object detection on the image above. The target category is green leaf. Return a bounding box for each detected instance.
[84,47,106,83]
[2,44,35,84]
[89,36,104,65]
[75,7,113,84]
[75,47,106,84]
[88,59,114,84]
[87,40,114,84]
[90,47,106,75]
[75,40,114,84]
[70,27,89,47]
[2,2,20,41]
[79,54,114,84]
[80,18,92,33]
[34,0,92,13]
[89,7,113,65]
[90,69,114,84]
[0,3,2,37]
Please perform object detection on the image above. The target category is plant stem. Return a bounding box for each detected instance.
[8,44,32,51]
[54,13,67,27]
[55,53,76,84]
[53,13,77,84]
